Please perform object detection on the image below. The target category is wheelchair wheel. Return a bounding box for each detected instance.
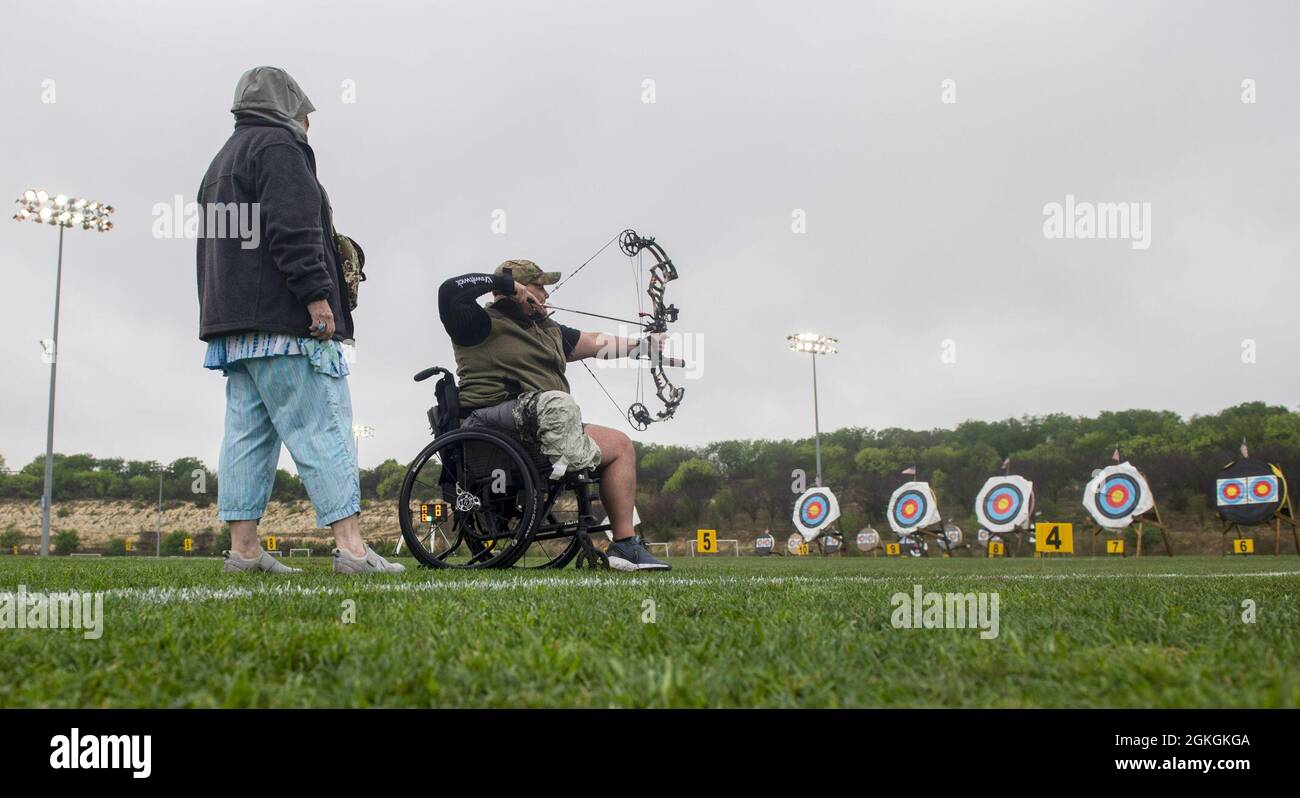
[398,429,542,569]
[513,511,584,569]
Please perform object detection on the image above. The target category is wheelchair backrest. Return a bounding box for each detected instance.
[428,371,461,436]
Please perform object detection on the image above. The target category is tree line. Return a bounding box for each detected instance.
[2,402,1297,537]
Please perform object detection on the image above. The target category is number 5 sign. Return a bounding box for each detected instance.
[1035,523,1074,554]
[697,529,717,554]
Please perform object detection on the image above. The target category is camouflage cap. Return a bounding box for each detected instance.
[495,259,561,286]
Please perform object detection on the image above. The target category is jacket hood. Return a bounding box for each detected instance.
[230,66,315,142]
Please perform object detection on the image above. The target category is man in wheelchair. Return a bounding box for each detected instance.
[437,260,670,571]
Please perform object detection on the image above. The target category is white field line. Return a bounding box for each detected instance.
[1,570,1298,606]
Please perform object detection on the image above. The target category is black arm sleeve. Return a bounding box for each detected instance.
[438,273,515,346]
[254,143,334,304]
[558,324,581,358]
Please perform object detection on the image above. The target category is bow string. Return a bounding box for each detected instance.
[547,228,686,431]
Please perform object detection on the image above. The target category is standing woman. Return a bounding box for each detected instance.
[196,66,402,575]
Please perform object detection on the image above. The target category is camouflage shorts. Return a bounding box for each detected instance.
[463,391,601,477]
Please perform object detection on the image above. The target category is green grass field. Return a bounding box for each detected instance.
[0,554,1297,708]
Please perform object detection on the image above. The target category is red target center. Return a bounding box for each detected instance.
[1107,487,1129,506]
[807,503,822,518]
[1254,482,1273,498]
[1224,484,1241,499]
[901,499,918,518]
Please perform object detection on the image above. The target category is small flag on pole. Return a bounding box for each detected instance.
[1240,438,1249,459]
[1000,457,1011,473]
[1112,447,1121,463]
[901,465,916,476]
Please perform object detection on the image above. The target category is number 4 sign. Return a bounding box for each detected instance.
[1035,523,1074,554]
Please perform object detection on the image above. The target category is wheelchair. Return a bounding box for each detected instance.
[397,366,612,569]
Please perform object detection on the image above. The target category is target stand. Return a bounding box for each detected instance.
[1089,503,1172,558]
[1083,462,1171,558]
[1214,458,1298,556]
[1219,495,1299,556]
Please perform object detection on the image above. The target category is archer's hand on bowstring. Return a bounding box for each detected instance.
[511,280,547,316]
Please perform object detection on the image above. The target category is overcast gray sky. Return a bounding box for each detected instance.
[2,0,1297,472]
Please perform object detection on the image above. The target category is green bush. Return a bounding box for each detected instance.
[161,530,188,556]
[56,506,71,518]
[0,525,22,550]
[104,538,128,557]
[53,529,80,555]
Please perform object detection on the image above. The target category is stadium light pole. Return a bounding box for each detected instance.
[13,189,115,556]
[156,465,165,558]
[787,333,838,487]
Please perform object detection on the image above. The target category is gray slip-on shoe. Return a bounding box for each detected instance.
[223,550,302,574]
[333,545,407,574]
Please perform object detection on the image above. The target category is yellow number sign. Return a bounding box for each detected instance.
[10,545,16,556]
[183,537,193,552]
[1106,539,1125,555]
[1035,523,1074,554]
[266,536,278,552]
[797,542,809,556]
[885,542,901,556]
[697,529,717,554]
[1233,538,1254,554]
[124,538,134,552]
[988,541,1005,557]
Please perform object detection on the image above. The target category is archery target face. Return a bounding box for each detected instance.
[1083,462,1156,530]
[977,528,990,547]
[945,523,963,545]
[974,476,1034,533]
[755,535,775,550]
[856,528,880,551]
[787,533,803,554]
[887,482,940,534]
[792,486,841,541]
[1217,479,1247,506]
[1249,476,1278,503]
[1214,459,1287,525]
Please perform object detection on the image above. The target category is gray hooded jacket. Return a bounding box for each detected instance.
[196,66,353,342]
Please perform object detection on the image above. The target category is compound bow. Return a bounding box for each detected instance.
[547,229,686,431]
